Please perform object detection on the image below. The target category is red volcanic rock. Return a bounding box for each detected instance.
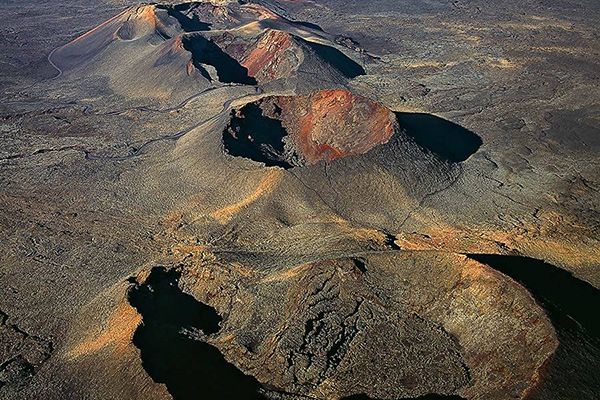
[115,6,162,40]
[239,30,297,82]
[52,1,363,91]
[208,29,341,84]
[224,89,399,166]
[271,90,398,163]
[209,27,365,85]
[285,90,398,163]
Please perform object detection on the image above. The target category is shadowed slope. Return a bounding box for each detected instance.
[158,3,212,32]
[211,28,364,85]
[50,1,366,95]
[395,113,482,163]
[128,267,267,400]
[183,35,257,84]
[302,38,365,78]
[223,103,299,168]
[467,255,600,400]
[49,4,213,102]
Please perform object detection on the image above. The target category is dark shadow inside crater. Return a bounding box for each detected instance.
[302,39,366,79]
[467,254,600,400]
[128,266,267,400]
[159,3,212,32]
[182,36,257,85]
[223,103,302,169]
[395,113,482,163]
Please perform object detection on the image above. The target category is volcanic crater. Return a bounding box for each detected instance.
[223,89,401,168]
[49,0,367,102]
[222,89,481,169]
[2,1,599,400]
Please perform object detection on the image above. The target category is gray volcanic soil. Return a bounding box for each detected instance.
[0,0,599,399]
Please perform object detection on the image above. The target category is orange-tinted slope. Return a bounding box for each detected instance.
[51,1,364,91]
[52,4,176,71]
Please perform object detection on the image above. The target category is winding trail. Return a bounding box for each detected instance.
[82,86,222,116]
[2,89,261,162]
[6,87,221,117]
[47,46,64,81]
[85,87,263,161]
[3,69,263,162]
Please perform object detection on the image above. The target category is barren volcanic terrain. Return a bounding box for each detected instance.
[1,0,599,399]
